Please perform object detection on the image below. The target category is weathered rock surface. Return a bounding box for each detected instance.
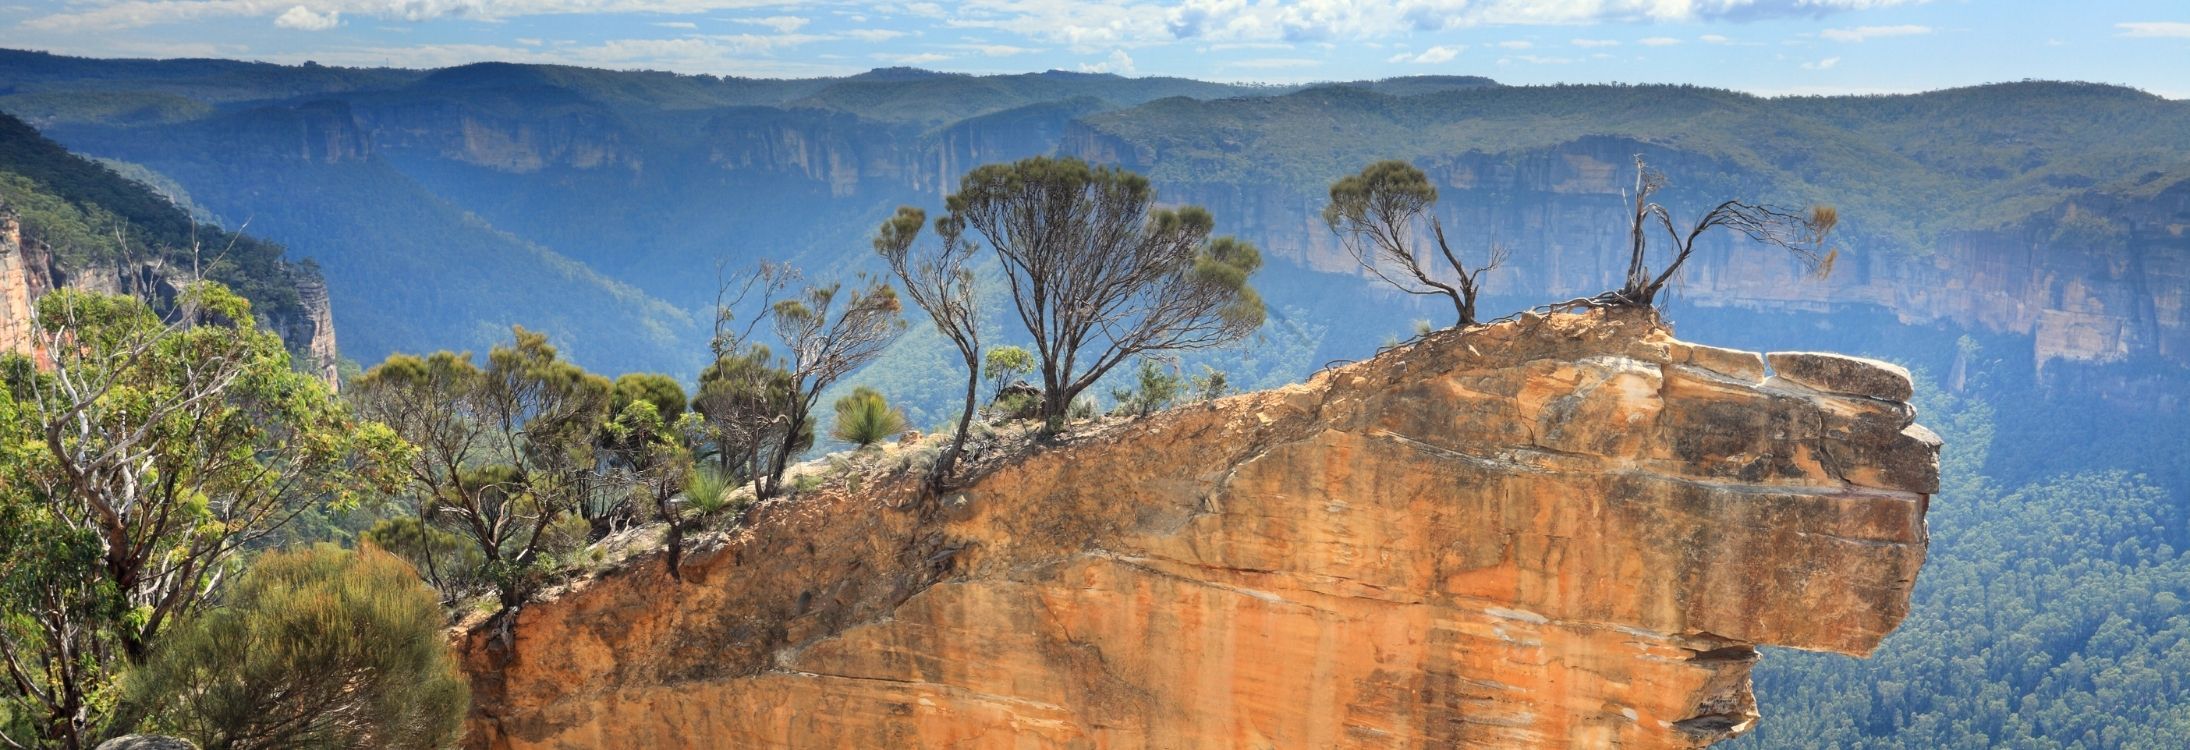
[1767,352,1914,402]
[461,310,1934,749]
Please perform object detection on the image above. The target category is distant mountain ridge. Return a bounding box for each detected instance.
[0,110,339,380]
[2,48,2183,391]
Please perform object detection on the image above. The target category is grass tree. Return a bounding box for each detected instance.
[830,386,907,449]
[946,156,1265,426]
[1324,160,1507,328]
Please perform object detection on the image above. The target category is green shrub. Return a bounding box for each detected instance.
[125,545,469,750]
[1110,360,1184,417]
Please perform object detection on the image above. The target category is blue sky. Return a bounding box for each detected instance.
[0,1,2184,97]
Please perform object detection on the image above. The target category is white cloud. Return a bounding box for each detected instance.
[1388,44,1462,63]
[653,21,697,29]
[25,0,803,32]
[1820,24,1931,42]
[1078,48,1134,74]
[842,29,908,42]
[736,15,808,33]
[1801,56,1842,69]
[1497,40,1532,49]
[19,0,1935,42]
[1638,36,1680,46]
[946,43,1041,56]
[273,4,338,30]
[1571,38,1620,48]
[2117,22,2190,38]
[1699,34,1730,43]
[873,51,950,64]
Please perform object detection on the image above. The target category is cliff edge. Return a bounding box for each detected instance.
[461,309,1937,749]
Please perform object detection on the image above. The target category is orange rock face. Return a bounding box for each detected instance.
[461,310,1935,749]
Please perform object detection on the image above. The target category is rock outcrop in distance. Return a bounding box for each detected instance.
[461,309,1937,749]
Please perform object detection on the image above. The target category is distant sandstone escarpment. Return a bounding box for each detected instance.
[461,309,1936,749]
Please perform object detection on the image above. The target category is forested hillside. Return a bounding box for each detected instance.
[6,49,2184,384]
[4,49,2189,747]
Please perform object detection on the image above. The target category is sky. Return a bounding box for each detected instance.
[0,0,2185,97]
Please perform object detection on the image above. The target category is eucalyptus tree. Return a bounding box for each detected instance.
[350,327,613,609]
[705,264,905,497]
[1324,160,1507,328]
[0,283,404,749]
[874,206,983,485]
[945,156,1265,424]
[760,278,905,493]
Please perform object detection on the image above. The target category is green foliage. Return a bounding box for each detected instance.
[0,284,403,747]
[983,345,1034,400]
[363,517,487,598]
[1110,360,1185,417]
[125,545,468,750]
[611,372,687,424]
[350,326,615,608]
[1188,366,1231,402]
[0,111,310,327]
[681,464,740,518]
[830,386,907,448]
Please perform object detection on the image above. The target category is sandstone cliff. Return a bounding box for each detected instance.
[461,310,1936,749]
[0,208,340,384]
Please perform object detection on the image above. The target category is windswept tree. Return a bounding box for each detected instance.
[946,156,1265,424]
[350,327,613,609]
[707,265,905,496]
[690,345,802,493]
[874,206,983,485]
[1613,155,1839,307]
[1324,160,1507,328]
[762,278,904,492]
[0,284,405,749]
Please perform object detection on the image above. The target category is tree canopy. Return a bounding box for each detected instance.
[946,156,1264,423]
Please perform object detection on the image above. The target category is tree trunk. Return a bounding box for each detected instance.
[932,359,981,491]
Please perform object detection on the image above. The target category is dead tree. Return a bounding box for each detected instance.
[1615,155,1839,307]
[759,276,905,495]
[1324,160,1508,328]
